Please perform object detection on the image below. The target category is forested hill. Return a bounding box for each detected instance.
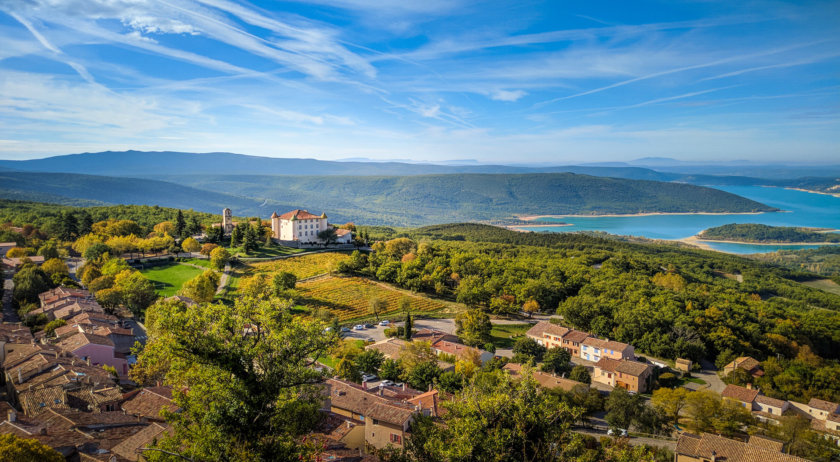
[170,172,777,224]
[346,222,840,402]
[0,170,777,226]
[700,223,840,243]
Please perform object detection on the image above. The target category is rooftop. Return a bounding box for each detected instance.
[676,432,807,462]
[721,384,760,404]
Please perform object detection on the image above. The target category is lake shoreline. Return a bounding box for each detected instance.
[517,211,770,221]
[681,235,840,248]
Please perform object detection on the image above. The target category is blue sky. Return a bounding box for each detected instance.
[0,0,838,163]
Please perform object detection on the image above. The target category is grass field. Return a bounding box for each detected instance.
[177,257,212,268]
[801,278,840,296]
[297,276,448,322]
[140,262,205,297]
[248,251,352,280]
[231,243,306,259]
[489,323,533,349]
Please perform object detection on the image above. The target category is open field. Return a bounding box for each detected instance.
[249,251,352,280]
[489,323,533,349]
[140,262,205,297]
[231,243,306,259]
[297,276,450,322]
[801,278,840,296]
[177,257,212,268]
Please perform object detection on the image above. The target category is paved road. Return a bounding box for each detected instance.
[572,427,677,451]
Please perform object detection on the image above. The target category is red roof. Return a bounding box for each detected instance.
[277,209,323,220]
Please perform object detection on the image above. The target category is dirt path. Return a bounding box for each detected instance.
[216,263,231,295]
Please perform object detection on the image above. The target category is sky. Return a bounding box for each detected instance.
[0,0,838,163]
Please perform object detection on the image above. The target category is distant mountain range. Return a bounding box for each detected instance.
[0,162,778,226]
[3,150,839,182]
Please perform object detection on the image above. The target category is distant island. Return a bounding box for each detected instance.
[698,223,840,244]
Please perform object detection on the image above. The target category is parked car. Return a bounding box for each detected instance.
[361,374,377,382]
[607,428,628,437]
[380,380,395,387]
[353,324,365,330]
[378,320,390,326]
[340,327,351,332]
[364,323,374,329]
[324,327,332,333]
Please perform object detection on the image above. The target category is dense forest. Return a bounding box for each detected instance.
[343,224,840,402]
[0,170,777,226]
[750,246,840,282]
[0,199,225,238]
[700,223,840,243]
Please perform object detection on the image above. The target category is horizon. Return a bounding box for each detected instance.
[1,1,838,162]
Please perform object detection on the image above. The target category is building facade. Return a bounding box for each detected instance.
[269,209,352,244]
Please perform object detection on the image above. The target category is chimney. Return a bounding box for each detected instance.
[17,368,22,385]
[401,383,406,391]
[711,450,717,462]
[7,410,16,422]
[378,387,383,396]
[746,383,752,390]
[362,381,366,391]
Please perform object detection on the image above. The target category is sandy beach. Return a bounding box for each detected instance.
[517,211,769,221]
[680,234,840,250]
[783,187,840,198]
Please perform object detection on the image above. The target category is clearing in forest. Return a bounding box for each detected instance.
[296,275,449,322]
[247,251,352,280]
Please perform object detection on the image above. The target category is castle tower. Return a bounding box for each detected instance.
[270,211,280,239]
[222,208,233,235]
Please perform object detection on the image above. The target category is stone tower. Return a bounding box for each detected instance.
[222,208,233,235]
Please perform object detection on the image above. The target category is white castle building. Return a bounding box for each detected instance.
[269,209,352,244]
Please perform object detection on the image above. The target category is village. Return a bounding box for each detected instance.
[0,208,838,461]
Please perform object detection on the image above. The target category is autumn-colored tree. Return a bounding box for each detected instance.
[181,237,201,253]
[200,243,219,256]
[0,434,63,462]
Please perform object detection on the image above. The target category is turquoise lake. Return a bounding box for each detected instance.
[518,185,840,254]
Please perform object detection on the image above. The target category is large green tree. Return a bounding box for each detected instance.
[134,297,336,461]
[402,369,584,462]
[454,309,492,347]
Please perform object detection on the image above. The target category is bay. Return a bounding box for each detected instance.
[516,186,840,254]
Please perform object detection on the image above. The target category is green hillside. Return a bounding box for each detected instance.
[173,172,777,225]
[0,171,776,226]
[700,223,840,243]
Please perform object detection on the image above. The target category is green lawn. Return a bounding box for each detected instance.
[489,323,533,349]
[140,263,206,297]
[176,257,213,268]
[231,243,306,259]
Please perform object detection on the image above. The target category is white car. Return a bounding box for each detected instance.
[353,324,365,330]
[361,374,377,382]
[380,380,395,387]
[607,429,628,437]
[378,320,390,326]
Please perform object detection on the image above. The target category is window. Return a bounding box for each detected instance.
[390,434,402,445]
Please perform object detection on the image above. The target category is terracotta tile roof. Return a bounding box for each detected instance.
[408,390,440,417]
[367,402,415,426]
[121,387,177,421]
[13,360,115,393]
[828,413,840,424]
[748,435,785,452]
[525,321,569,339]
[52,303,105,320]
[721,384,760,404]
[808,398,840,412]
[614,360,651,377]
[68,386,123,411]
[111,422,170,461]
[582,337,630,352]
[676,432,808,462]
[0,324,34,343]
[412,329,459,344]
[314,411,362,442]
[755,395,788,409]
[335,229,352,236]
[56,332,114,353]
[675,432,702,456]
[725,356,764,376]
[19,386,69,416]
[365,338,409,360]
[503,363,587,392]
[69,312,120,324]
[562,330,590,343]
[278,209,322,220]
[325,378,419,423]
[594,357,621,373]
[430,338,484,360]
[811,418,840,437]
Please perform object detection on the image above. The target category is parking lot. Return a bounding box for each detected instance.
[340,318,460,342]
